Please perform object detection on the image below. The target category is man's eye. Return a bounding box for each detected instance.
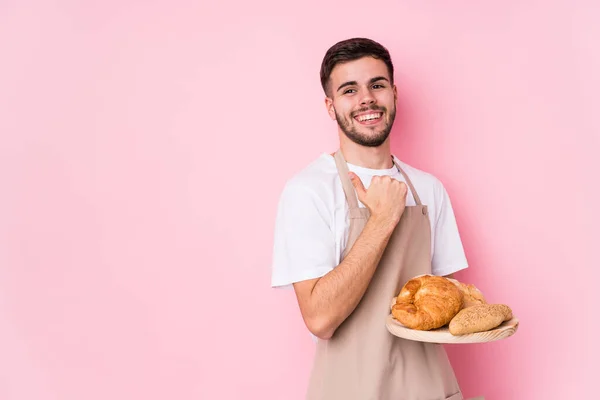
[373,84,384,89]
[344,89,356,94]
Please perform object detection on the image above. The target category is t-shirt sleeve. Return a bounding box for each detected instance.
[431,181,469,276]
[270,181,336,289]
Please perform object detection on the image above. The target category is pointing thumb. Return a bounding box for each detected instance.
[348,172,367,202]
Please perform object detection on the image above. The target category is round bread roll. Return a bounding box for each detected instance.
[447,278,487,309]
[392,275,464,331]
[449,304,513,335]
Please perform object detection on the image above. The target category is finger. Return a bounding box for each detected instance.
[399,181,408,195]
[348,172,367,202]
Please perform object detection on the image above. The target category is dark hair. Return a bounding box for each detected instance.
[320,38,394,96]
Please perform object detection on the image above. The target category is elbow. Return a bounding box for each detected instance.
[314,329,334,341]
[306,316,336,340]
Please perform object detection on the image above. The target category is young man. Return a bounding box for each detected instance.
[271,38,468,399]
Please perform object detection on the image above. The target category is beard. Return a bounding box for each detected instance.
[335,105,396,147]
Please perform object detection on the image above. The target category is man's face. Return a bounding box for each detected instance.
[326,57,397,147]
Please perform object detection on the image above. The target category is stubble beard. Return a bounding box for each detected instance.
[335,105,396,148]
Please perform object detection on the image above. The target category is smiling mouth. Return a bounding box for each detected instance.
[354,112,383,122]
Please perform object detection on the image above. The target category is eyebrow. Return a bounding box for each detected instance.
[336,76,390,93]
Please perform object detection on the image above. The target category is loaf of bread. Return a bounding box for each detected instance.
[449,304,513,335]
[392,275,464,331]
[447,278,487,309]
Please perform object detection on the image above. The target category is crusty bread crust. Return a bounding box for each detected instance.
[447,278,487,309]
[392,275,464,331]
[449,304,513,335]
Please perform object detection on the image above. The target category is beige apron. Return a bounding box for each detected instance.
[306,150,463,400]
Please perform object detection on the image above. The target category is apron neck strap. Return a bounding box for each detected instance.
[394,161,423,206]
[334,149,360,210]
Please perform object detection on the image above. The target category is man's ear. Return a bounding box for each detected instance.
[393,84,398,102]
[325,97,336,121]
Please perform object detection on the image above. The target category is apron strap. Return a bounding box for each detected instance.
[334,149,423,208]
[334,149,360,210]
[393,161,423,206]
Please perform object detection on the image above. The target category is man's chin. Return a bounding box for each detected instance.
[343,132,390,147]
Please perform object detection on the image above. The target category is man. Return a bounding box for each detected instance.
[271,38,468,399]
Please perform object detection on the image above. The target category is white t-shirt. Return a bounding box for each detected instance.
[271,153,468,289]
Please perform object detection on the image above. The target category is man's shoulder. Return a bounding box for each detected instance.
[282,153,339,196]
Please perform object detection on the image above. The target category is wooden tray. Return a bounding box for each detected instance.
[387,297,519,344]
[386,314,519,344]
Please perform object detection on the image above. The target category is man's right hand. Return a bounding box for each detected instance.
[348,172,408,229]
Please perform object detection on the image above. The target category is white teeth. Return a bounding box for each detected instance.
[357,113,382,122]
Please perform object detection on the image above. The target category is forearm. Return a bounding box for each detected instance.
[306,216,397,338]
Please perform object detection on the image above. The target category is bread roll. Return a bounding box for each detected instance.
[392,275,464,331]
[449,304,512,335]
[447,278,486,309]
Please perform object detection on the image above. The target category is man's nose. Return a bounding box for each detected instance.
[360,90,376,106]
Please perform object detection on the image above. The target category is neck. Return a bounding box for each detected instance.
[338,135,393,169]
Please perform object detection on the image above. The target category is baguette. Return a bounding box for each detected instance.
[449,304,512,335]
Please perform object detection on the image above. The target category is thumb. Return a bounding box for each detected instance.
[348,172,367,202]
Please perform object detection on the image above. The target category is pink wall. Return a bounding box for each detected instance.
[1,1,597,399]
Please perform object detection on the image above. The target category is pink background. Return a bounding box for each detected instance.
[1,1,598,399]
